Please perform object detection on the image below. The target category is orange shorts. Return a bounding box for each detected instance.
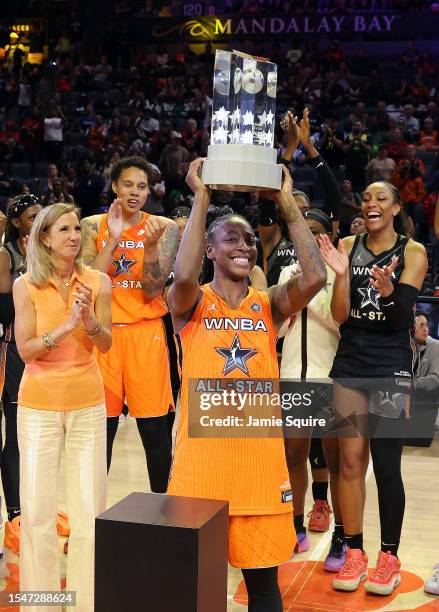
[228,512,296,569]
[98,319,174,418]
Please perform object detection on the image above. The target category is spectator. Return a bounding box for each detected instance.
[385,127,408,163]
[181,118,203,154]
[412,310,439,424]
[401,144,426,177]
[108,117,128,150]
[400,104,420,141]
[20,107,43,164]
[373,100,391,134]
[73,158,105,216]
[144,171,166,216]
[158,131,190,192]
[316,117,345,177]
[339,179,362,236]
[43,177,74,207]
[366,145,397,184]
[419,117,439,152]
[87,115,108,151]
[391,160,426,239]
[39,163,60,197]
[135,108,159,140]
[43,102,66,162]
[350,213,367,235]
[79,103,97,133]
[343,121,371,192]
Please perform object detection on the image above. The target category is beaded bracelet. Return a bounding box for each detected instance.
[43,332,59,351]
[85,320,104,339]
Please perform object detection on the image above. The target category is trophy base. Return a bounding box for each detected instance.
[202,144,282,192]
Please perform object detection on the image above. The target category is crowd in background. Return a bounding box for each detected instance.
[0,4,439,287]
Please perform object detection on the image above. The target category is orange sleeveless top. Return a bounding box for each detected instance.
[167,284,293,516]
[96,212,167,324]
[18,267,105,410]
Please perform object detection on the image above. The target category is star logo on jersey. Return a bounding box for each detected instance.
[112,250,136,277]
[215,334,257,376]
[358,286,380,310]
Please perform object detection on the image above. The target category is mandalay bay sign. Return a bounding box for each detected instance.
[146,13,407,42]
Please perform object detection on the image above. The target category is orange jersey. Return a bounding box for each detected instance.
[96,213,167,324]
[168,284,292,516]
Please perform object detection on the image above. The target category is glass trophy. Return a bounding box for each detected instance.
[201,49,281,192]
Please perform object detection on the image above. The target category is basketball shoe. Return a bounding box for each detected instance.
[424,562,439,595]
[365,551,401,595]
[307,500,332,532]
[332,548,368,591]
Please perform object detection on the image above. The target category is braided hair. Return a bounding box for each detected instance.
[4,194,41,243]
[381,181,407,236]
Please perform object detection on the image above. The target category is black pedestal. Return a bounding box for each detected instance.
[95,492,229,612]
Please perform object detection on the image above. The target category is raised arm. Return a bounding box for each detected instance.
[81,202,123,271]
[140,215,179,299]
[318,234,353,325]
[267,166,327,326]
[167,158,210,326]
[299,108,341,228]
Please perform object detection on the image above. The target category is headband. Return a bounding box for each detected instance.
[304,209,332,233]
[10,194,40,219]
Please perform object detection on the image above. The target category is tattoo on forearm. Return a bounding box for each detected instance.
[81,220,99,264]
[141,224,179,296]
[287,221,326,290]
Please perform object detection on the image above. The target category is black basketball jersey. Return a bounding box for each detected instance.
[345,233,411,331]
[1,240,25,343]
[331,233,414,379]
[257,237,297,287]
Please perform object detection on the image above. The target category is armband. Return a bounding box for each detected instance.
[379,283,419,329]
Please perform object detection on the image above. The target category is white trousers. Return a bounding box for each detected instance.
[18,404,107,612]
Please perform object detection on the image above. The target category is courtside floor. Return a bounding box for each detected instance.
[0,415,438,611]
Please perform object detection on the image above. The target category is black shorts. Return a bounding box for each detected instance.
[0,341,25,402]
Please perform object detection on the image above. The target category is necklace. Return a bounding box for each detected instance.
[53,271,74,288]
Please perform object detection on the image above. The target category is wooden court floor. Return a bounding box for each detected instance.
[0,415,438,611]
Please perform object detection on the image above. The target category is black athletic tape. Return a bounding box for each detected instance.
[379,283,419,329]
[0,293,14,326]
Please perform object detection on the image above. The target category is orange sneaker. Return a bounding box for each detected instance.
[332,548,368,591]
[4,516,20,556]
[365,551,401,595]
[56,511,70,537]
[307,500,332,532]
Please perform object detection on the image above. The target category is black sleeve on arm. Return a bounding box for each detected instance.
[307,154,340,221]
[0,293,14,326]
[379,283,419,329]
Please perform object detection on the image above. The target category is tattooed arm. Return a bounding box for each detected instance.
[167,158,210,332]
[81,200,123,272]
[141,216,179,299]
[266,167,327,327]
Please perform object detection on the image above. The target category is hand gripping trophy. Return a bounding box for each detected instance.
[201,49,282,192]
